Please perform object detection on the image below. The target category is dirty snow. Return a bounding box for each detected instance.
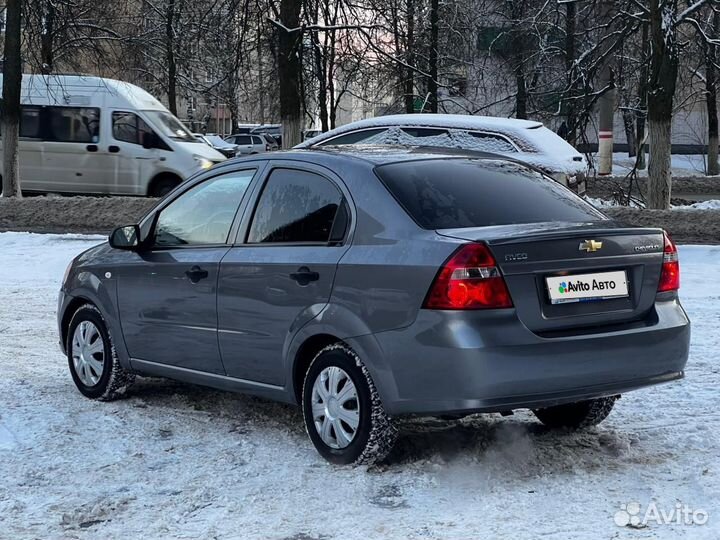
[1,232,719,539]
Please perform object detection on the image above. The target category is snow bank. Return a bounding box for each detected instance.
[688,199,720,210]
[1,232,719,539]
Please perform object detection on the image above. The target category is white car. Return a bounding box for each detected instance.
[0,74,226,197]
[224,133,269,154]
[296,114,588,194]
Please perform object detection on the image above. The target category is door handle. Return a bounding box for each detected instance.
[185,265,209,283]
[289,266,319,286]
[109,145,120,153]
[86,144,98,152]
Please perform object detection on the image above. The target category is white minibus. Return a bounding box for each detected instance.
[0,74,226,196]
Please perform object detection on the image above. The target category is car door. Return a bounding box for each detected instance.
[116,168,258,374]
[251,135,266,153]
[15,105,46,191]
[234,135,254,155]
[217,165,352,385]
[109,111,163,195]
[41,106,113,193]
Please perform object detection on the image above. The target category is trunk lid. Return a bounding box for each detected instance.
[437,221,665,334]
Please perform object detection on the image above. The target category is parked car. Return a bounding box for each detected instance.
[296,114,589,195]
[303,129,323,141]
[259,133,280,151]
[198,134,239,158]
[224,133,270,154]
[0,74,225,197]
[251,124,282,147]
[59,146,689,465]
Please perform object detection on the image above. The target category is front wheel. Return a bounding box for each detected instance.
[533,396,617,429]
[67,305,135,400]
[302,343,397,465]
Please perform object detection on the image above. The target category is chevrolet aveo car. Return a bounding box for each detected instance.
[58,146,690,465]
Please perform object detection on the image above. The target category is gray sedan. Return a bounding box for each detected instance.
[58,147,690,465]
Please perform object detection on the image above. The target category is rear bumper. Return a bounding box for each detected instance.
[370,298,690,416]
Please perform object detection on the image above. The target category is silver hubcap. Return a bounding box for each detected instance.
[311,366,360,449]
[71,321,105,386]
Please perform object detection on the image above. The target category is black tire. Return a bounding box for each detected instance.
[66,304,135,401]
[302,343,397,465]
[148,176,180,197]
[533,396,617,429]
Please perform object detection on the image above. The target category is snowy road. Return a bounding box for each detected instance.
[1,232,719,539]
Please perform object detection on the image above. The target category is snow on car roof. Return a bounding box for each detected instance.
[297,114,587,175]
[296,114,544,149]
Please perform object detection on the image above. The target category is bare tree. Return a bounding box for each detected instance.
[706,8,719,175]
[1,0,23,198]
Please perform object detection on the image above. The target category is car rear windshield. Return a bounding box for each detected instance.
[374,158,604,229]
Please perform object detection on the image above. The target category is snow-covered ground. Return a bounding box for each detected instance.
[608,153,713,177]
[1,232,719,539]
[586,196,720,210]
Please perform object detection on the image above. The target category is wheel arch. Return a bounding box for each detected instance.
[286,304,398,408]
[147,171,183,197]
[59,281,132,370]
[60,296,95,350]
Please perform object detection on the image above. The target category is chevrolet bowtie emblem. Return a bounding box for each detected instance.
[579,239,603,252]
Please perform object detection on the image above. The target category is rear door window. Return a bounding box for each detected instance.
[317,128,388,146]
[20,106,42,138]
[375,159,604,229]
[467,132,517,153]
[247,168,344,244]
[400,128,449,137]
[46,107,100,143]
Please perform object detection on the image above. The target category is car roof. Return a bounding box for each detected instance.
[296,114,544,148]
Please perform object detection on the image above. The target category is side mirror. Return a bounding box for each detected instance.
[142,132,158,149]
[109,224,141,250]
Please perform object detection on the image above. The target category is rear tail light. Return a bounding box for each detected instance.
[424,243,513,310]
[657,231,680,292]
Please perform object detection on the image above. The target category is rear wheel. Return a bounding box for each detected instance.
[533,397,617,429]
[302,343,397,465]
[67,305,135,400]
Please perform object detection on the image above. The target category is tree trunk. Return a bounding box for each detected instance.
[515,70,527,119]
[278,0,303,148]
[40,1,55,74]
[1,0,23,198]
[646,0,679,209]
[404,0,415,113]
[166,0,178,115]
[706,11,719,176]
[564,0,577,146]
[427,0,439,113]
[647,118,672,208]
[510,1,526,119]
[622,109,636,158]
[257,39,266,125]
[635,22,649,170]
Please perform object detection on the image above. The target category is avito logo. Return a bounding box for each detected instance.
[559,278,618,295]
